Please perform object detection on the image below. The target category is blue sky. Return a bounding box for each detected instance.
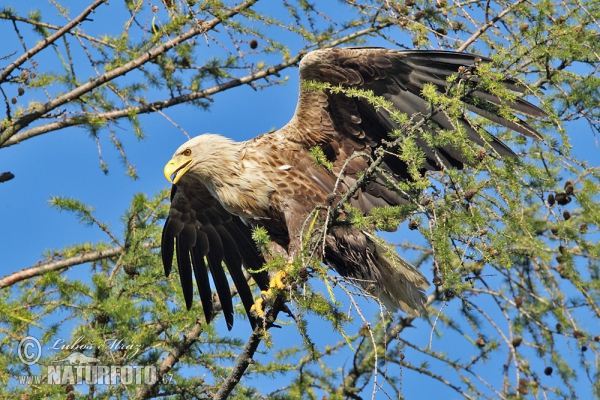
[2,0,599,398]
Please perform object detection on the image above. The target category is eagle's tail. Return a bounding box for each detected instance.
[325,227,429,317]
[362,231,429,317]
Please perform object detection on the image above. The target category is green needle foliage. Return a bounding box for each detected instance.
[1,0,599,399]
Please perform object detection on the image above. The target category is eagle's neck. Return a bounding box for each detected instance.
[193,139,274,218]
[192,139,243,190]
[198,148,242,185]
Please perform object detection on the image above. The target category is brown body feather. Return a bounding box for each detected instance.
[162,47,544,329]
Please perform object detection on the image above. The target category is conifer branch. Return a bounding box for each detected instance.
[213,301,285,400]
[457,0,528,52]
[136,320,204,399]
[0,0,258,146]
[0,246,124,288]
[1,21,393,148]
[0,0,108,85]
[0,11,116,48]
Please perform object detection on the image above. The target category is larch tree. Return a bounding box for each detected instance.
[1,0,599,399]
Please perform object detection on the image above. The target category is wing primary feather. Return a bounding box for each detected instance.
[215,225,259,329]
[425,105,517,158]
[175,230,195,311]
[191,228,214,325]
[201,224,235,330]
[161,217,175,277]
[464,103,542,139]
[468,91,546,117]
[408,71,544,118]
[228,217,270,290]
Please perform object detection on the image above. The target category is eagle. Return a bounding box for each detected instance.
[161,47,544,330]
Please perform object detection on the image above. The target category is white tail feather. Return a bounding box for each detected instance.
[363,231,429,317]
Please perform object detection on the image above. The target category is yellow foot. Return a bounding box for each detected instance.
[250,290,269,318]
[269,270,288,290]
[251,267,291,318]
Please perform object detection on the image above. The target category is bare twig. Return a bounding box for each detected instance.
[456,0,528,52]
[0,0,259,146]
[0,0,107,84]
[136,320,204,399]
[213,299,285,400]
[1,21,394,148]
[0,11,116,48]
[0,246,123,288]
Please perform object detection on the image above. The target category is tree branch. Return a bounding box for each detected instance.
[0,0,258,146]
[136,320,204,399]
[2,56,299,147]
[213,298,285,400]
[212,326,264,399]
[456,0,528,52]
[0,0,107,84]
[0,246,123,288]
[0,11,116,48]
[1,20,393,148]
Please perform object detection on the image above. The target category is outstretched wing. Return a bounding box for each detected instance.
[279,47,545,212]
[161,176,269,330]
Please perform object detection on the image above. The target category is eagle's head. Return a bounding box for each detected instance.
[163,134,240,184]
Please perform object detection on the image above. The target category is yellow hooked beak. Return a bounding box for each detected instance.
[164,157,193,184]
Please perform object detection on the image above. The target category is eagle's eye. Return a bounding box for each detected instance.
[182,149,192,157]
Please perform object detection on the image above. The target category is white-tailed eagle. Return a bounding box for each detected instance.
[161,47,544,329]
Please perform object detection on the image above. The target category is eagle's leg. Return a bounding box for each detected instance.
[250,238,295,319]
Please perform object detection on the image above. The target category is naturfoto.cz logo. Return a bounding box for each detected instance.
[15,336,172,386]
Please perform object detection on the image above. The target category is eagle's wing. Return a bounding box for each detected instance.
[161,178,269,330]
[279,47,544,210]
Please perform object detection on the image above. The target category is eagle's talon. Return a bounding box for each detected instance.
[252,270,289,320]
[261,290,269,302]
[269,270,288,290]
[250,290,269,319]
[250,300,265,318]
